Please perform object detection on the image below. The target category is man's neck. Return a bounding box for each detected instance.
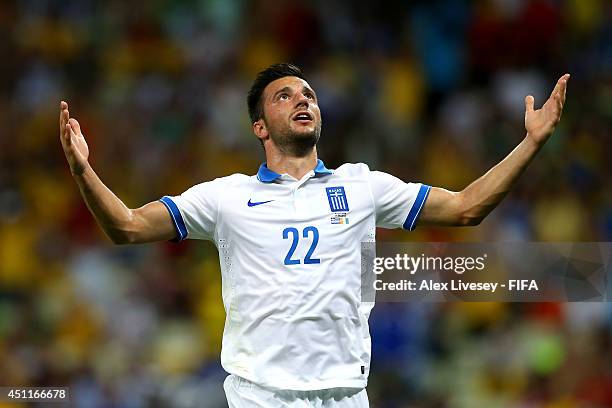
[265,148,318,180]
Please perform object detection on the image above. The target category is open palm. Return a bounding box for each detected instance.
[59,101,90,175]
[525,74,569,146]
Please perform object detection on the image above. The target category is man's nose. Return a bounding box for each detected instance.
[295,93,309,107]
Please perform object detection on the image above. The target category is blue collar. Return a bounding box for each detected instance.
[257,159,333,183]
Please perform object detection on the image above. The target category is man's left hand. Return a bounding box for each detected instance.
[524,73,570,146]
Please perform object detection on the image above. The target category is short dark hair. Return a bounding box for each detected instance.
[247,63,306,123]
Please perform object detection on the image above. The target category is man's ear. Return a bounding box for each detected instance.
[253,119,269,142]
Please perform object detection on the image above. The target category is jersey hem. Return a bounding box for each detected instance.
[228,375,367,392]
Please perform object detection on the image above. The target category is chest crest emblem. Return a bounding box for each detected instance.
[326,186,350,224]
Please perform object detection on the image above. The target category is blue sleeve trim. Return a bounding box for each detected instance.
[159,196,188,242]
[403,184,431,231]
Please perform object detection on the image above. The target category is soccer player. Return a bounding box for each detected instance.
[59,63,568,407]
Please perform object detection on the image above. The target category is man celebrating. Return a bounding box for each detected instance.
[59,63,568,407]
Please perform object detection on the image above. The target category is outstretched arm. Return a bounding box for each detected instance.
[59,101,177,244]
[418,74,570,227]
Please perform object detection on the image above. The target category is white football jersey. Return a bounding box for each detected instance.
[159,160,430,391]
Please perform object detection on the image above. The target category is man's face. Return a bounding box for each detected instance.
[258,76,322,156]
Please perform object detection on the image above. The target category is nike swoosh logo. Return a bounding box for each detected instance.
[247,199,274,207]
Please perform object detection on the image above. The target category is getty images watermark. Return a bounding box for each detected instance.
[361,242,612,302]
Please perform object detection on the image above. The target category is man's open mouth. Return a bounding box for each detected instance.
[292,111,313,122]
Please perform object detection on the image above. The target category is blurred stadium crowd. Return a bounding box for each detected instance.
[0,0,611,407]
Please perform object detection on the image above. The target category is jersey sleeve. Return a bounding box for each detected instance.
[368,170,431,230]
[159,179,222,242]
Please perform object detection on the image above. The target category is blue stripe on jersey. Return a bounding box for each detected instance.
[159,196,188,242]
[257,159,333,183]
[257,163,282,183]
[313,159,333,176]
[403,184,432,231]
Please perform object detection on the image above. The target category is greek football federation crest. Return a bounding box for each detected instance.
[326,186,350,224]
[326,186,349,211]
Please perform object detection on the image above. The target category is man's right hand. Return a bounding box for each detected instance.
[59,101,90,176]
[59,100,178,244]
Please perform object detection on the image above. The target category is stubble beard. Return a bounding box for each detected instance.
[269,121,322,157]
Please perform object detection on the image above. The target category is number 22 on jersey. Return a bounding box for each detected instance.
[282,226,320,265]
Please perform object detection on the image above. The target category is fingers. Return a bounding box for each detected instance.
[540,74,570,122]
[60,101,71,144]
[549,76,563,99]
[554,74,570,119]
[525,95,535,112]
[550,74,570,101]
[551,93,562,123]
[60,101,68,128]
[68,118,82,136]
[559,73,569,105]
[59,101,86,147]
[66,122,78,142]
